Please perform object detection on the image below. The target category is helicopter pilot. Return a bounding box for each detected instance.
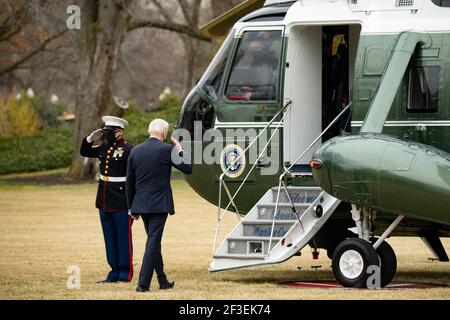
[241,36,279,101]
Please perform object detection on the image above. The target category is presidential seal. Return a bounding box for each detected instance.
[220,144,246,179]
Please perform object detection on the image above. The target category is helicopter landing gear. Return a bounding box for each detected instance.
[332,238,379,288]
[332,211,404,288]
[375,240,397,287]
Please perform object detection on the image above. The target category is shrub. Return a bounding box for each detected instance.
[30,96,65,129]
[0,93,40,138]
[0,124,74,175]
[0,92,65,139]
[155,91,181,112]
[0,93,183,175]
[124,98,182,145]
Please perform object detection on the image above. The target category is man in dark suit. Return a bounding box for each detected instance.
[126,119,192,292]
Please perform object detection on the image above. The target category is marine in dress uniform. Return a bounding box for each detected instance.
[80,116,134,283]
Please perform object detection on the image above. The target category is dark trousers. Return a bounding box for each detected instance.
[138,213,169,288]
[99,211,133,282]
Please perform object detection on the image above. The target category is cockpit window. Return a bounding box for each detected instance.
[198,30,235,100]
[225,30,282,102]
[431,0,450,7]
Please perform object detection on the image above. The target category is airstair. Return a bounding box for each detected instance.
[210,186,340,272]
[210,101,351,272]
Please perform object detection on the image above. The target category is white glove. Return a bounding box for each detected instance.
[87,129,104,143]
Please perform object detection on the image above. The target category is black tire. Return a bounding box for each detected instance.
[327,247,335,260]
[332,238,379,288]
[376,240,397,287]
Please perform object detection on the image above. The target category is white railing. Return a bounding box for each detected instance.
[212,100,293,254]
[267,103,353,256]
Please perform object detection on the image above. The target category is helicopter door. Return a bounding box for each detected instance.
[283,26,322,167]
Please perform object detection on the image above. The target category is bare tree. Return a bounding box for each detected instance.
[1,0,241,179]
[67,0,133,179]
[0,1,67,77]
[128,0,208,95]
[69,0,212,179]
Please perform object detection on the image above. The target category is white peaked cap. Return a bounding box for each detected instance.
[102,116,129,129]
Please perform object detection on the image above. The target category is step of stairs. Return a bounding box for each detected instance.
[271,187,322,204]
[210,186,340,272]
[212,253,266,260]
[226,236,283,255]
[257,203,309,220]
[286,164,313,176]
[242,220,296,237]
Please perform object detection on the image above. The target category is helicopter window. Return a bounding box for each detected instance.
[431,0,450,7]
[225,30,282,102]
[408,66,440,113]
[198,31,234,100]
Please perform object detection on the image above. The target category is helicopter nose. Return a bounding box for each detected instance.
[310,154,331,194]
[309,137,341,195]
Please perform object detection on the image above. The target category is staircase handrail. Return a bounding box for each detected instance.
[267,103,352,256]
[212,99,293,254]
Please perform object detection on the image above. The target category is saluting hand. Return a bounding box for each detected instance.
[87,129,104,143]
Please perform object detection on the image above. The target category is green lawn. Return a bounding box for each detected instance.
[0,178,449,300]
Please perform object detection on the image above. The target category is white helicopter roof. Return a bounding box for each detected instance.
[204,0,450,39]
[283,0,360,29]
[281,0,450,34]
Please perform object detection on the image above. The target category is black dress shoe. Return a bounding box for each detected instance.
[159,281,175,290]
[136,286,150,292]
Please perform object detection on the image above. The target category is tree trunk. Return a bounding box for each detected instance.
[68,0,131,180]
[180,0,202,96]
[181,36,199,96]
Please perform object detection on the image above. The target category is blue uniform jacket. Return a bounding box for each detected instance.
[80,137,133,212]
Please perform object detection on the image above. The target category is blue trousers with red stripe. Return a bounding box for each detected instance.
[99,211,133,282]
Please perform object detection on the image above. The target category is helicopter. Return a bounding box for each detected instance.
[174,0,450,288]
